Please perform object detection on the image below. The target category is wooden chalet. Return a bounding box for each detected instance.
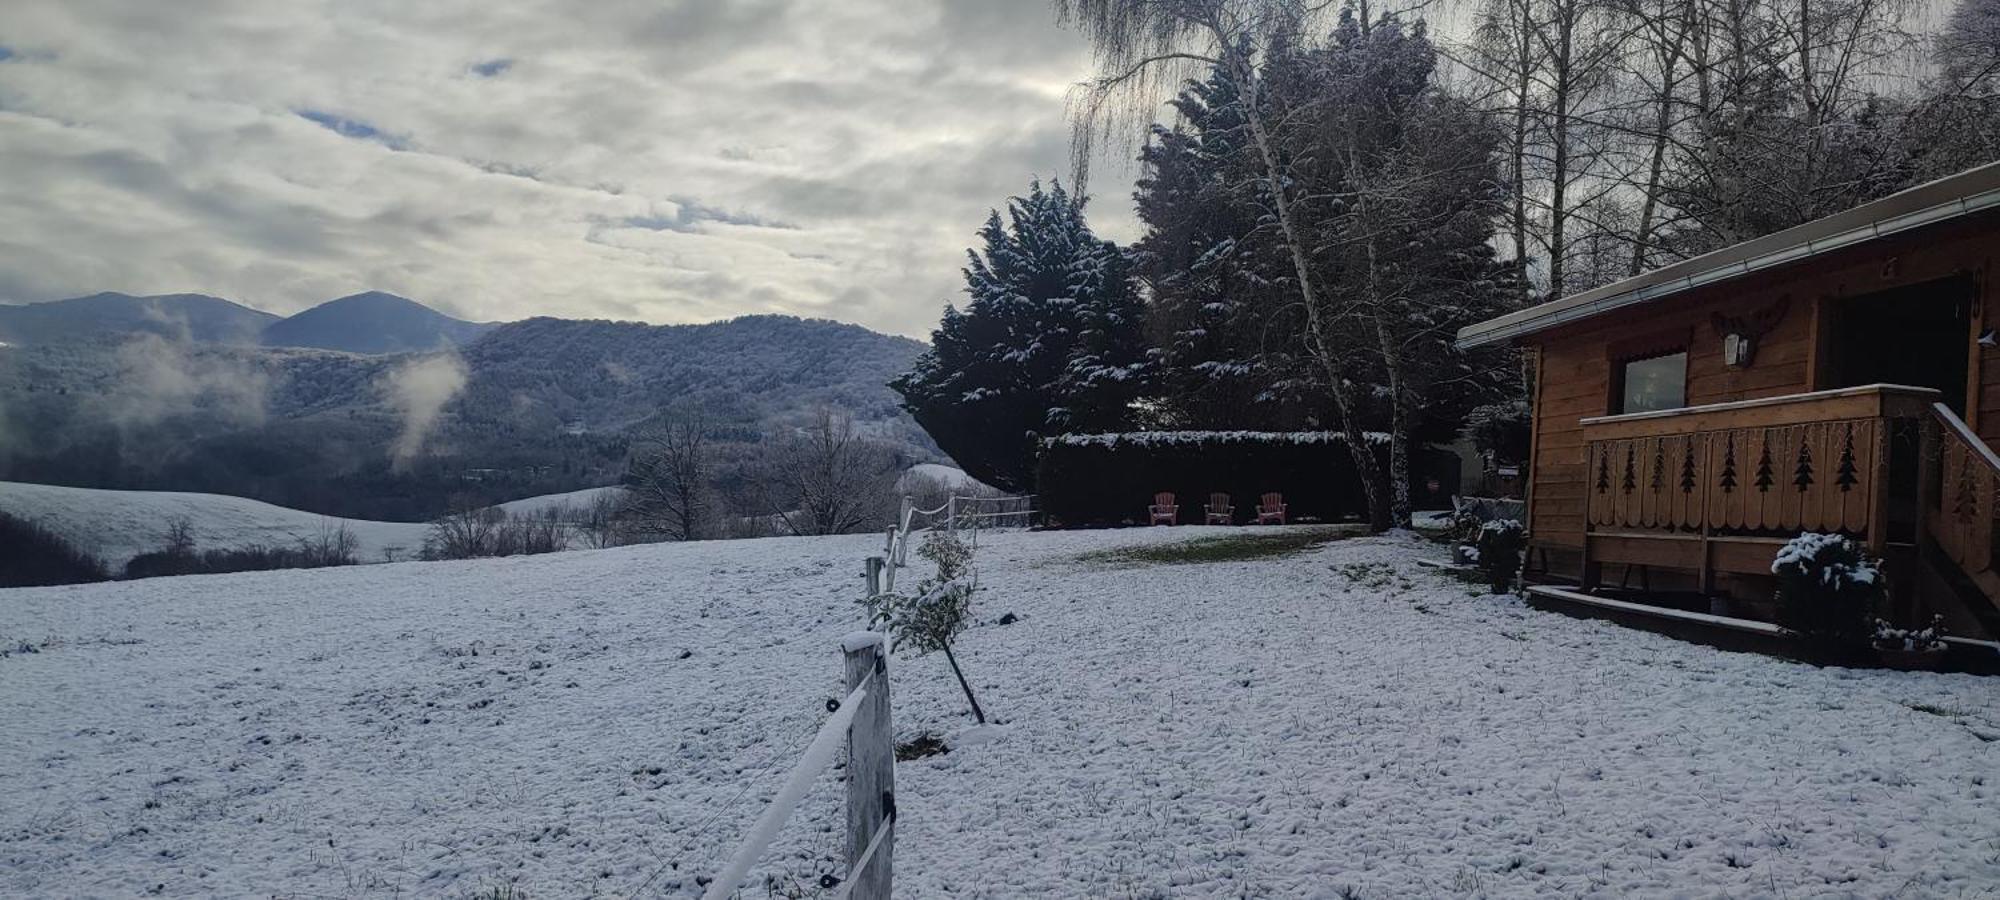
[1456,161,2000,642]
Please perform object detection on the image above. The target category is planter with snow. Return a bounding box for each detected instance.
[1871,615,1949,671]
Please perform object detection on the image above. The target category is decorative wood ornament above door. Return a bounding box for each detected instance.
[1711,297,1790,369]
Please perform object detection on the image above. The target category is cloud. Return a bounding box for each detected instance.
[100,335,271,429]
[381,353,469,467]
[0,0,1144,338]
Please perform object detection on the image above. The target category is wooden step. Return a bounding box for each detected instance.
[1526,586,1791,637]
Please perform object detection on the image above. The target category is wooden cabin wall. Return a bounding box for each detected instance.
[1522,213,1999,574]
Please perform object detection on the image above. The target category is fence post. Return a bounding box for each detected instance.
[842,635,894,899]
[864,556,885,598]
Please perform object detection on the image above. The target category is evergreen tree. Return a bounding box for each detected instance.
[1124,8,1519,526]
[1133,63,1319,429]
[893,181,1147,492]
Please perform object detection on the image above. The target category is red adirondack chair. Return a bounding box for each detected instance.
[1148,492,1178,526]
[1204,493,1235,525]
[1255,492,1287,525]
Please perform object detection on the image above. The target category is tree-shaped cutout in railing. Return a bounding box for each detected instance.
[1719,433,1738,493]
[1835,423,1860,492]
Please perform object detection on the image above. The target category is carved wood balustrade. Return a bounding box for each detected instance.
[1578,386,1940,584]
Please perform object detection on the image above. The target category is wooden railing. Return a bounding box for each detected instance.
[1580,385,1939,551]
[1926,402,2000,577]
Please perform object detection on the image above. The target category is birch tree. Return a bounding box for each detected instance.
[1058,0,1395,530]
[1309,12,1519,527]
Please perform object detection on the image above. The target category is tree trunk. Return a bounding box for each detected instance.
[940,641,985,725]
[1511,0,1536,304]
[1631,9,1686,276]
[1224,43,1392,532]
[1547,8,1575,299]
[1361,225,1413,530]
[1375,322,1414,530]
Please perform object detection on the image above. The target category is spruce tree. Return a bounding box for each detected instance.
[893,181,1147,492]
[1132,64,1318,429]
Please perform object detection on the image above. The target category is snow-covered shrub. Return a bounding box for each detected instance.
[1771,533,1884,648]
[1476,519,1525,592]
[862,529,987,722]
[1871,614,1947,652]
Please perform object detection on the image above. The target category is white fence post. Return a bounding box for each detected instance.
[842,635,895,900]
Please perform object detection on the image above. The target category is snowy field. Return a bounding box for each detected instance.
[0,480,433,567]
[3,527,1997,897]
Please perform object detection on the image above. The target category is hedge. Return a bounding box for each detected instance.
[1036,431,1459,527]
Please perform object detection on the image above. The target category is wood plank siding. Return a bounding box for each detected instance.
[1523,213,1999,575]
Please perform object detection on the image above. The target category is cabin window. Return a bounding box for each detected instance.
[1617,351,1687,414]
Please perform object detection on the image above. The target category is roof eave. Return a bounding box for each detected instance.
[1454,162,2000,351]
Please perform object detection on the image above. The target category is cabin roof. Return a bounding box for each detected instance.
[1454,161,2000,350]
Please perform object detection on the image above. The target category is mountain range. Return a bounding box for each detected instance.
[0,290,493,354]
[0,290,933,521]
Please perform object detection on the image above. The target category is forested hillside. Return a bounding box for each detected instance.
[0,315,931,520]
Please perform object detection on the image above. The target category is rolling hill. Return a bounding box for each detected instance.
[0,314,933,521]
[0,479,432,567]
[260,291,495,354]
[0,292,277,345]
[0,290,493,354]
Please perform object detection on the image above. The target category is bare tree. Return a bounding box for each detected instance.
[571,489,629,549]
[1458,0,1633,298]
[764,409,898,537]
[423,497,501,560]
[628,416,715,542]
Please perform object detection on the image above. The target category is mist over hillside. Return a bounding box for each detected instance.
[0,311,934,521]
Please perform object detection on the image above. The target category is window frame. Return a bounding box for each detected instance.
[1606,331,1691,416]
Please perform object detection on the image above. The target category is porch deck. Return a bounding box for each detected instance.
[1559,382,2000,641]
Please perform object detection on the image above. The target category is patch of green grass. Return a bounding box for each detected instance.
[1074,526,1359,568]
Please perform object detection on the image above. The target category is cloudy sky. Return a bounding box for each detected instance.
[0,0,1142,337]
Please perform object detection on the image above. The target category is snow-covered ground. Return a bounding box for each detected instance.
[0,480,636,568]
[0,480,433,567]
[3,528,1996,897]
[899,463,992,494]
[493,485,627,518]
